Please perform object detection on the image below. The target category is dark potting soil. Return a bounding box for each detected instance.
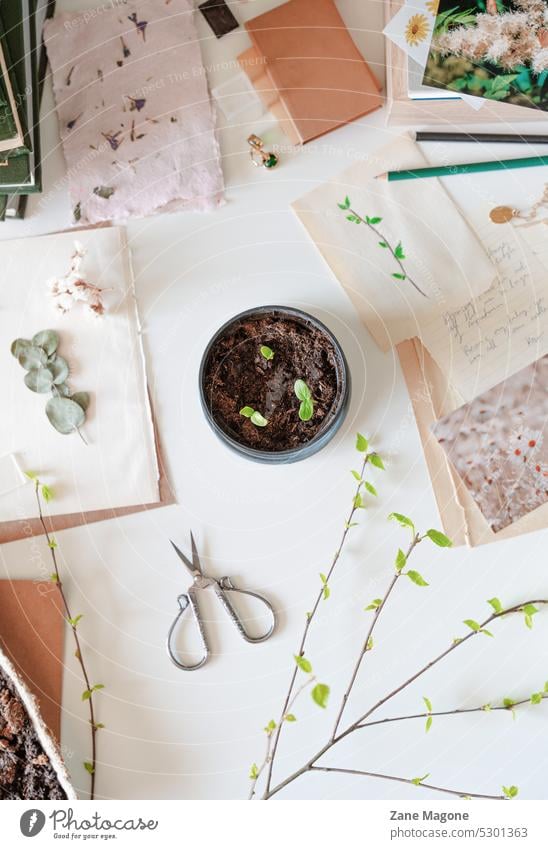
[0,667,67,800]
[202,313,343,451]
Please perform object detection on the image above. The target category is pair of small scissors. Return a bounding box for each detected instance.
[167,532,277,671]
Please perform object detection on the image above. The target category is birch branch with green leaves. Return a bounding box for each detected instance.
[248,435,548,801]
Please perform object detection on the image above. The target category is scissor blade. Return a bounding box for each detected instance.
[190,531,202,575]
[169,540,198,577]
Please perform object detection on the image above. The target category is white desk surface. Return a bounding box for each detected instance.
[1,0,548,801]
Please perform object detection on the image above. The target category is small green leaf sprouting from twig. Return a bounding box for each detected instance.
[319,573,330,601]
[487,597,503,614]
[369,453,385,470]
[407,570,429,587]
[395,549,407,572]
[388,512,415,534]
[365,598,383,612]
[294,379,314,422]
[531,692,543,705]
[311,683,330,709]
[423,697,433,733]
[356,433,368,453]
[249,763,259,780]
[411,773,430,786]
[522,603,539,629]
[502,785,519,799]
[364,481,378,496]
[239,406,268,427]
[284,714,297,722]
[264,719,277,736]
[425,529,452,547]
[260,345,274,361]
[84,762,95,775]
[294,654,313,674]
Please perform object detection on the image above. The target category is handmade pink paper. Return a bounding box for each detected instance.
[44,0,225,224]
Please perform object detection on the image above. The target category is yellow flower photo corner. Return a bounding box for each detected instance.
[405,13,431,47]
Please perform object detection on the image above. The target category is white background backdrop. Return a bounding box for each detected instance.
[1,0,548,801]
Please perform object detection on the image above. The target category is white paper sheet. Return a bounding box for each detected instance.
[420,204,548,403]
[0,227,159,520]
[292,135,496,351]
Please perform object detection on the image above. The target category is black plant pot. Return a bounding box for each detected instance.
[199,306,351,464]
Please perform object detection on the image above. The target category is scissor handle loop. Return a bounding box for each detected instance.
[166,590,209,671]
[215,578,277,644]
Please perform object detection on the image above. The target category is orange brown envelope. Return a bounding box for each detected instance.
[0,581,64,740]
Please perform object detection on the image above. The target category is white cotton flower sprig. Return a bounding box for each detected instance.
[47,241,107,318]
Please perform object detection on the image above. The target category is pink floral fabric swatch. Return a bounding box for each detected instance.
[44,0,225,224]
[432,355,548,533]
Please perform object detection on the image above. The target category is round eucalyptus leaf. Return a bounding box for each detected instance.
[11,338,31,359]
[24,367,54,394]
[49,356,69,385]
[46,396,85,435]
[32,329,59,356]
[71,391,90,412]
[18,345,47,370]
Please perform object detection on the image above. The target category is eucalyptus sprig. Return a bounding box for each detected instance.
[26,473,103,799]
[11,330,90,443]
[248,435,548,801]
[294,379,314,422]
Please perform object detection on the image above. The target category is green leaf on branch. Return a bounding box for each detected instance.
[356,433,368,453]
[392,273,406,281]
[369,453,385,470]
[311,683,330,709]
[531,692,543,705]
[365,598,383,611]
[353,493,364,510]
[319,573,330,600]
[41,484,54,503]
[284,714,297,722]
[351,470,362,482]
[395,549,407,572]
[487,597,503,614]
[338,196,351,210]
[463,619,480,632]
[364,481,378,497]
[68,614,83,627]
[394,242,406,260]
[425,716,432,733]
[264,719,276,735]
[411,773,430,786]
[84,762,95,775]
[423,696,432,712]
[407,570,428,587]
[523,604,539,629]
[368,216,383,225]
[502,785,519,799]
[249,763,259,779]
[388,513,415,534]
[425,529,452,547]
[294,654,312,674]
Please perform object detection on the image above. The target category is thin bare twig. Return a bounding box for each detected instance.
[331,532,421,739]
[33,481,100,799]
[309,767,505,800]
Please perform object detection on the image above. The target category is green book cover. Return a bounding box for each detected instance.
[0,0,39,193]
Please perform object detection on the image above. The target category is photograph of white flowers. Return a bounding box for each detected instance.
[424,0,548,110]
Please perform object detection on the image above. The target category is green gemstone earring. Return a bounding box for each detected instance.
[247,134,279,170]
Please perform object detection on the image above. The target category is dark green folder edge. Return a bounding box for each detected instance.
[0,0,55,220]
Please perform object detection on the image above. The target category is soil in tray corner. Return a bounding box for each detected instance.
[202,314,342,451]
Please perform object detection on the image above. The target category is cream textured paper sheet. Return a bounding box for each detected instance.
[292,135,496,351]
[0,227,159,521]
